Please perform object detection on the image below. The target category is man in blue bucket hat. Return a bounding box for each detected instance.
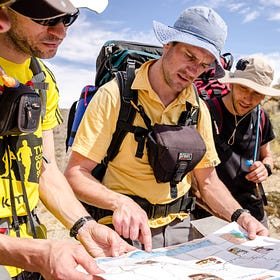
[66,6,269,252]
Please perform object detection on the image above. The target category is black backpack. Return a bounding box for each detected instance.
[66,40,163,151]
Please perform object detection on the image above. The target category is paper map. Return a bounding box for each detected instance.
[92,222,280,280]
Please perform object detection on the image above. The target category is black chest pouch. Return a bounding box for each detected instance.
[0,83,41,136]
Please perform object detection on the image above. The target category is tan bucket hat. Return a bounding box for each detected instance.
[219,56,280,97]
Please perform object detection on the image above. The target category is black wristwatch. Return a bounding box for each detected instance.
[264,163,272,177]
[231,209,250,222]
[70,216,94,239]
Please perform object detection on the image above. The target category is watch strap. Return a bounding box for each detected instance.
[231,209,250,222]
[70,216,94,239]
[264,163,272,177]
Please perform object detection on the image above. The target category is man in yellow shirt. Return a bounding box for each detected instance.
[65,6,268,251]
[0,1,134,279]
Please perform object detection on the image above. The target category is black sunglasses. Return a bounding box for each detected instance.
[32,10,79,27]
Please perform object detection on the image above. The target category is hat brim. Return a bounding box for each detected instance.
[70,0,108,13]
[219,71,280,97]
[0,0,15,7]
[10,0,77,19]
[153,20,225,79]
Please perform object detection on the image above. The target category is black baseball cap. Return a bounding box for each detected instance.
[10,0,78,20]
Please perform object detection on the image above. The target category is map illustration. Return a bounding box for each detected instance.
[90,222,280,280]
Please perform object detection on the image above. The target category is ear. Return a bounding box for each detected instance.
[0,9,11,33]
[163,42,172,51]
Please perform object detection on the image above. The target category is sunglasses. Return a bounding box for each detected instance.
[32,10,79,27]
[0,0,15,8]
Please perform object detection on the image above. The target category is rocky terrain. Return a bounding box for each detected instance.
[38,100,280,240]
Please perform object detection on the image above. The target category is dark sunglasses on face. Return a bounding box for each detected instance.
[32,10,79,27]
[0,0,15,8]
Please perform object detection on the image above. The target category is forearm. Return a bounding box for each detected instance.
[40,129,91,229]
[260,143,273,167]
[39,162,89,229]
[65,165,128,212]
[202,182,241,221]
[194,167,242,222]
[194,167,269,238]
[0,235,50,272]
[261,156,273,168]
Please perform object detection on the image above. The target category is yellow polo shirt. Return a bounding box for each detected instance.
[73,60,220,227]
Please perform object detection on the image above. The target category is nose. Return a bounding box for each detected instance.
[47,22,67,40]
[243,89,256,103]
[186,61,205,79]
[244,95,253,103]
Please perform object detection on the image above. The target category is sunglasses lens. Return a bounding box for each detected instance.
[32,11,79,27]
[63,13,79,27]
[45,18,60,26]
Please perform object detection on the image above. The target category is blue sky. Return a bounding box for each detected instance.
[45,0,280,108]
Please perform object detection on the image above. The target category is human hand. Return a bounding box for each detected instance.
[112,196,152,252]
[235,211,269,240]
[245,161,269,183]
[41,240,104,280]
[77,220,136,257]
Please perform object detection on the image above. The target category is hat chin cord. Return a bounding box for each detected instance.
[227,89,253,145]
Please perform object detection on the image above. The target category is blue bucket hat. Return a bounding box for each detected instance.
[153,6,228,79]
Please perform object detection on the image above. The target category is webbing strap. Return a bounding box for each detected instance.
[105,60,139,163]
[5,140,20,237]
[29,57,49,118]
[169,84,200,198]
[4,138,38,238]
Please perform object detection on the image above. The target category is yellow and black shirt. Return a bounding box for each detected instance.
[0,56,62,277]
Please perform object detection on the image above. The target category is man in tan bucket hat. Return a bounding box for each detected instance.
[192,55,280,227]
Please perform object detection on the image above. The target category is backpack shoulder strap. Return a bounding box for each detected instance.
[106,60,138,162]
[66,100,78,151]
[178,84,200,126]
[29,57,49,118]
[192,84,200,125]
[260,107,266,130]
[205,97,231,152]
[259,107,266,144]
[205,97,223,134]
